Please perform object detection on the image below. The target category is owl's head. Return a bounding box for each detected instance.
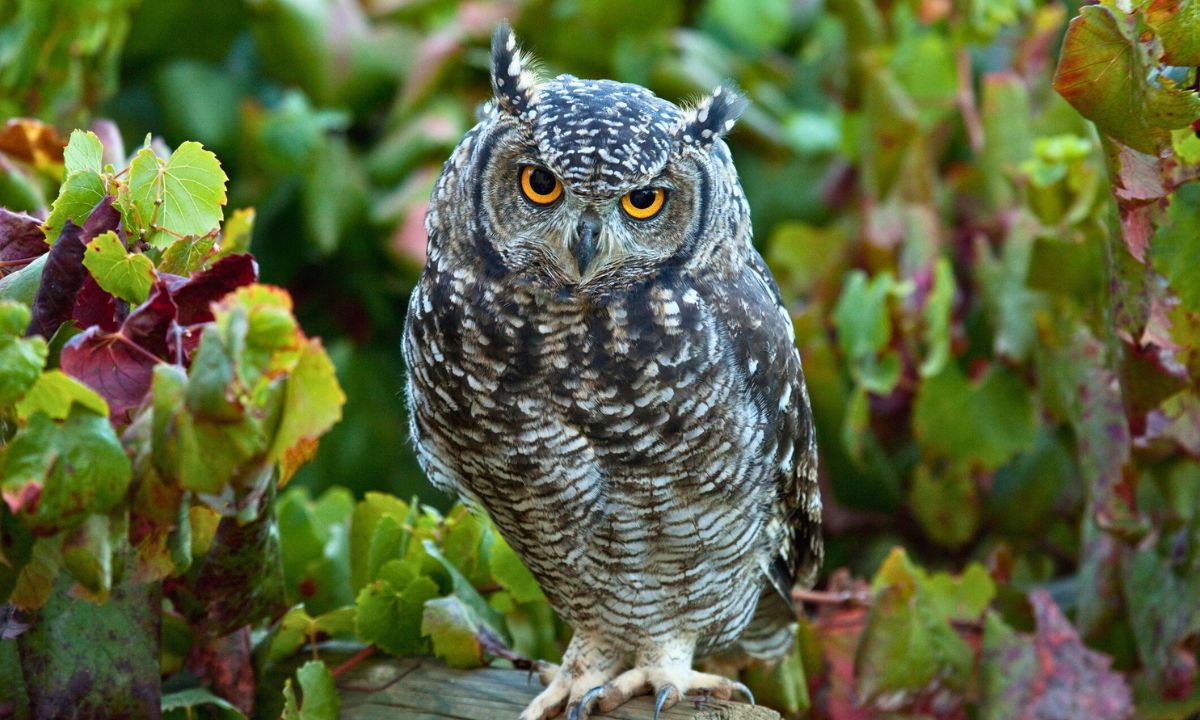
[428,24,751,291]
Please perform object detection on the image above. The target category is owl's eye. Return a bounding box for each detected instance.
[620,187,666,220]
[520,166,563,205]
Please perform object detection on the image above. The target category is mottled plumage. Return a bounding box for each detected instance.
[403,24,822,719]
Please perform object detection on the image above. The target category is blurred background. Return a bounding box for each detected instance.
[2,0,1100,575]
[7,0,1200,692]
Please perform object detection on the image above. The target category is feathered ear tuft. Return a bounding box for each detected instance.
[491,22,537,118]
[676,85,747,148]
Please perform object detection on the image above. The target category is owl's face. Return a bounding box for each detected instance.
[434,26,749,290]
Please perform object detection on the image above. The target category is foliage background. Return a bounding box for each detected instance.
[2,0,1200,717]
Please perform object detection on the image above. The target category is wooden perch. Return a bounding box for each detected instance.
[338,657,781,720]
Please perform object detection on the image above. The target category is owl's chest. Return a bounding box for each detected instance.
[411,272,764,473]
[464,279,731,428]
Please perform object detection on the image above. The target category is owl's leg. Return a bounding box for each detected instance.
[518,631,623,720]
[571,640,753,719]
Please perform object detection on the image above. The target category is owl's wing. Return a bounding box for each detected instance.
[711,249,823,605]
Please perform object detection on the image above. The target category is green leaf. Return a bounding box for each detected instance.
[908,463,979,549]
[0,300,31,336]
[44,170,106,241]
[354,575,439,656]
[913,363,1036,470]
[491,533,544,604]
[60,513,118,598]
[1052,5,1200,154]
[925,564,996,622]
[742,634,810,715]
[919,258,954,378]
[159,235,215,275]
[854,584,973,706]
[271,337,346,482]
[832,270,903,394]
[8,537,60,611]
[16,369,109,420]
[1124,539,1200,694]
[861,68,921,199]
[1,408,132,534]
[1151,183,1200,311]
[701,0,790,51]
[1144,0,1200,65]
[421,595,487,668]
[0,331,47,407]
[282,660,339,720]
[82,231,155,304]
[349,493,410,593]
[17,571,159,717]
[63,130,103,176]
[128,142,228,248]
[276,487,354,614]
[162,687,247,720]
[0,254,48,308]
[268,605,356,663]
[422,538,509,641]
[216,207,255,258]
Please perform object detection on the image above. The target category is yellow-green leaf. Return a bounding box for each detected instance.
[82,231,155,304]
[128,142,228,248]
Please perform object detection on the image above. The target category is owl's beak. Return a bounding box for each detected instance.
[572,213,600,276]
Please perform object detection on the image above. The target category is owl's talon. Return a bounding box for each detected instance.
[566,686,605,720]
[731,681,755,705]
[653,684,680,720]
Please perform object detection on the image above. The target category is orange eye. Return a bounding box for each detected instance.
[620,187,666,220]
[520,166,562,205]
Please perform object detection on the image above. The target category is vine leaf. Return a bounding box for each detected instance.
[82,231,155,304]
[271,337,346,484]
[60,280,177,422]
[128,141,228,248]
[980,591,1132,720]
[0,407,131,534]
[1150,183,1200,311]
[1144,0,1200,65]
[354,575,439,656]
[281,660,338,720]
[62,130,103,176]
[1053,5,1200,154]
[43,172,106,242]
[0,209,47,269]
[15,370,108,421]
[0,301,47,407]
[28,197,122,338]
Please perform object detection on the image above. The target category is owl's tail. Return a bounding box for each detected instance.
[731,589,797,661]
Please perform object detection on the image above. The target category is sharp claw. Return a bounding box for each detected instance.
[731,681,755,705]
[566,686,604,720]
[653,685,678,720]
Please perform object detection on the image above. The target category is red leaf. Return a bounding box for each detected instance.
[167,253,258,325]
[71,274,121,332]
[0,208,46,270]
[984,590,1133,720]
[60,281,178,423]
[27,220,86,338]
[184,627,257,716]
[27,196,122,338]
[1029,590,1132,718]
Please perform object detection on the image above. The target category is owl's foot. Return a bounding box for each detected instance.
[568,667,754,719]
[518,634,622,720]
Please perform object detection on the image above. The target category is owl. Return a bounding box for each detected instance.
[402,24,822,720]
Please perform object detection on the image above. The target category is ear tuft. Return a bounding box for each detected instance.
[676,85,747,148]
[491,22,537,118]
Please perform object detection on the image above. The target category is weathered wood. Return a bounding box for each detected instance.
[338,658,781,720]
